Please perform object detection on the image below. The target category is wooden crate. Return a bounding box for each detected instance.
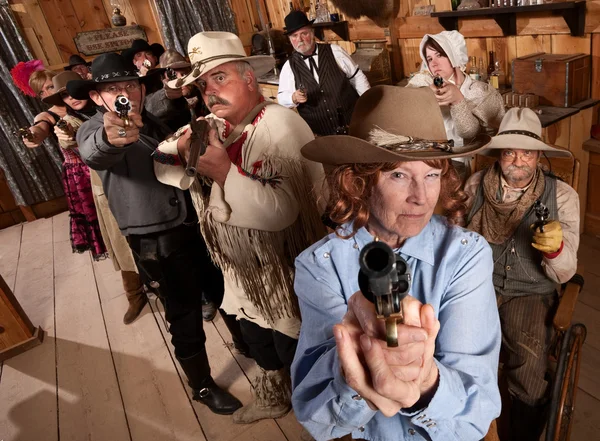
[512,52,591,107]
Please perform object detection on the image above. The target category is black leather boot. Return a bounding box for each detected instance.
[177,352,242,415]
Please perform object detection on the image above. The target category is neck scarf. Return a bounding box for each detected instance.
[469,163,545,244]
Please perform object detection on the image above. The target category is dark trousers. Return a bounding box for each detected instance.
[238,318,297,371]
[497,292,558,406]
[497,293,558,441]
[128,223,224,360]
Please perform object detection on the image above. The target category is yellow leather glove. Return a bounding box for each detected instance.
[531,220,563,253]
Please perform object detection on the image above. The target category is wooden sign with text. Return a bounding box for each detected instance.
[74,26,147,56]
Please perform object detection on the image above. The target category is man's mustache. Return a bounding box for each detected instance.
[507,165,533,172]
[207,95,230,108]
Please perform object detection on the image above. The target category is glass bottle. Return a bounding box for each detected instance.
[489,60,506,89]
[316,0,330,23]
[478,56,487,82]
[487,51,496,79]
[289,1,294,12]
[469,56,480,81]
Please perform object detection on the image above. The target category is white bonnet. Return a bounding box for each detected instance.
[418,31,468,73]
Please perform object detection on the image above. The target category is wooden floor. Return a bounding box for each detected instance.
[0,212,599,441]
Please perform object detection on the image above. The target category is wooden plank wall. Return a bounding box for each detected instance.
[233,0,600,90]
[8,0,163,70]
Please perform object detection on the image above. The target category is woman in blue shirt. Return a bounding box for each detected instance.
[293,85,501,441]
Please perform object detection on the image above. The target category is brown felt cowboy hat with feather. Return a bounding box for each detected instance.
[301,85,491,165]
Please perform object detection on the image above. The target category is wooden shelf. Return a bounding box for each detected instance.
[431,1,586,36]
[312,21,350,41]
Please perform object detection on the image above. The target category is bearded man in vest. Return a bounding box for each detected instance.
[277,10,370,136]
[464,107,580,441]
[153,31,326,425]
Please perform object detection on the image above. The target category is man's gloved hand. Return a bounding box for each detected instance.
[531,220,563,253]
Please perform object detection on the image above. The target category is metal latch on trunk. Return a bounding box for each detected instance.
[535,58,543,73]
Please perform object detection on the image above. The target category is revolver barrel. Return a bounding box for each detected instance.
[533,199,550,233]
[115,95,131,128]
[359,241,411,347]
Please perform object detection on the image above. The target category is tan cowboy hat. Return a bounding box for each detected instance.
[168,32,275,89]
[42,71,83,106]
[301,85,491,165]
[478,107,571,158]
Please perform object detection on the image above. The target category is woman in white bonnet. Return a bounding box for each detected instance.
[407,31,505,174]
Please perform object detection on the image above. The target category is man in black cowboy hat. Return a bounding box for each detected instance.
[122,39,165,76]
[66,52,242,415]
[64,54,92,79]
[277,10,370,136]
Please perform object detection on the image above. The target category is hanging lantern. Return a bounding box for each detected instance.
[110,0,127,26]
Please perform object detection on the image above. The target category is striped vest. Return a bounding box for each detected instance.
[289,43,359,136]
[469,172,559,297]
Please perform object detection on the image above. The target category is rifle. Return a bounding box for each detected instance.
[533,199,550,233]
[115,94,131,128]
[359,240,412,347]
[185,114,211,178]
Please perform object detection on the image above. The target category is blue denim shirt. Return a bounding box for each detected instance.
[291,215,501,441]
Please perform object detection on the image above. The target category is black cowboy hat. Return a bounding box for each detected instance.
[64,54,91,71]
[66,52,161,100]
[283,10,315,35]
[122,39,165,64]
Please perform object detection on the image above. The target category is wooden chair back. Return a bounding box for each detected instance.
[470,152,579,192]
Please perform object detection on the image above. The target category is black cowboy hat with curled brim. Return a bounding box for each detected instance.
[122,39,165,64]
[66,52,162,100]
[42,71,83,106]
[64,54,91,70]
[301,86,491,165]
[283,10,316,35]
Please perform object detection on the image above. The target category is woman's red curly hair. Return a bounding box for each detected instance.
[325,159,467,239]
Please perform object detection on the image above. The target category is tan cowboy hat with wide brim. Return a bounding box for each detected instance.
[301,85,491,165]
[42,71,83,106]
[168,32,275,89]
[478,107,572,158]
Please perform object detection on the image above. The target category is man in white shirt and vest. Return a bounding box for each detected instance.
[277,10,370,136]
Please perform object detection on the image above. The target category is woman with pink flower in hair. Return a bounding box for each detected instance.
[12,61,107,261]
[11,60,67,148]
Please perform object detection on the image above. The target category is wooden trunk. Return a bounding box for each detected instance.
[0,273,44,361]
[512,53,590,108]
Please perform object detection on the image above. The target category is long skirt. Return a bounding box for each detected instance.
[61,155,107,260]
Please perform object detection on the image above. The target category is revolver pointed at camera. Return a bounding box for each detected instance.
[115,94,131,128]
[359,240,412,347]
